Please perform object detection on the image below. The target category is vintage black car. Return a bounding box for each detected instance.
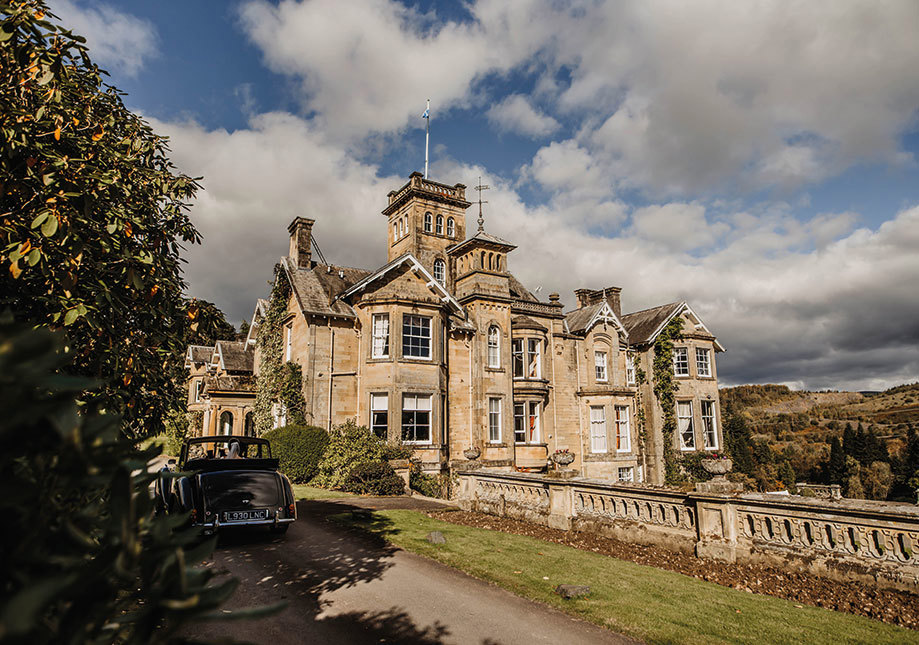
[155,436,297,535]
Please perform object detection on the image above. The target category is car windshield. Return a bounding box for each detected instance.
[185,439,270,462]
[202,472,282,509]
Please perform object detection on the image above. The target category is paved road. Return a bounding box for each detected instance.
[186,496,635,645]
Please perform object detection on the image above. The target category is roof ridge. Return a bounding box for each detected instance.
[622,300,684,318]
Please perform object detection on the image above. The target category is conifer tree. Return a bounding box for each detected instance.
[828,437,846,484]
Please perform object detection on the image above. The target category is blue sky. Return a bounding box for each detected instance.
[52,0,919,390]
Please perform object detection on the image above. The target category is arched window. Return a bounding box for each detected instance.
[244,412,255,436]
[480,251,486,268]
[488,253,494,270]
[436,214,444,235]
[393,221,398,240]
[487,325,500,368]
[446,217,455,237]
[433,259,446,285]
[424,212,432,232]
[219,411,234,435]
[400,217,406,236]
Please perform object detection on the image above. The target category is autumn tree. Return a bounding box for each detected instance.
[0,2,199,438]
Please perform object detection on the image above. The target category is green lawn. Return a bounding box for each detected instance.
[291,484,354,500]
[334,509,918,645]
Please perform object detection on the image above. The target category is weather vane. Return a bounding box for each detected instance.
[474,176,489,232]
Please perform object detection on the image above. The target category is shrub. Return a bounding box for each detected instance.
[262,424,329,483]
[345,461,406,496]
[314,420,385,490]
[381,439,413,461]
[409,461,453,499]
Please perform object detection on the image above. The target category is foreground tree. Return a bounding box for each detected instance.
[0,2,200,437]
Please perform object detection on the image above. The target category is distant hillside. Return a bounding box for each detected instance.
[719,383,919,500]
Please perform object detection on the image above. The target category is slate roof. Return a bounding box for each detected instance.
[282,256,372,318]
[187,345,215,365]
[508,273,537,302]
[511,315,548,332]
[215,340,254,373]
[447,230,517,254]
[620,302,684,346]
[204,374,255,393]
[564,302,604,334]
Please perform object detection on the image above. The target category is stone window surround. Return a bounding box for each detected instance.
[488,396,503,443]
[672,339,717,380]
[511,330,546,380]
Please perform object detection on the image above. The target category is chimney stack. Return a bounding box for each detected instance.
[288,217,315,270]
[573,286,622,318]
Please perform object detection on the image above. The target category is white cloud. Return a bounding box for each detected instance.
[486,94,560,138]
[51,0,158,76]
[629,202,727,252]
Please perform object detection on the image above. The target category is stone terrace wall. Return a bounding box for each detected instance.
[456,470,919,592]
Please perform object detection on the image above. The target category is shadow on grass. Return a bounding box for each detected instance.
[187,498,465,645]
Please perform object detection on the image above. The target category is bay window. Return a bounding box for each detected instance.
[401,394,432,443]
[402,314,431,359]
[615,405,631,452]
[673,347,689,376]
[589,406,607,453]
[702,400,718,449]
[371,313,389,358]
[677,400,695,450]
[513,401,540,443]
[696,348,711,377]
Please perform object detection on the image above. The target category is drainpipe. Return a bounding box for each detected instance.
[575,342,586,469]
[549,325,558,454]
[327,318,334,432]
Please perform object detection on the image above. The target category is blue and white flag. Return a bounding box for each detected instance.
[421,106,430,119]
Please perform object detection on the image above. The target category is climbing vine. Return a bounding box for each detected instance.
[651,316,685,486]
[631,351,648,473]
[254,264,306,434]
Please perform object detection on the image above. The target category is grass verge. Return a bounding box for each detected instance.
[333,509,919,645]
[291,484,354,500]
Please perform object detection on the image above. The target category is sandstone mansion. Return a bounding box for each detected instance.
[186,173,725,485]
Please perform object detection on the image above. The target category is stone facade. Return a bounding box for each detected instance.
[186,172,726,484]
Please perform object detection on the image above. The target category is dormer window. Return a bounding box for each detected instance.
[446,217,455,237]
[424,212,432,232]
[436,214,444,235]
[433,259,445,285]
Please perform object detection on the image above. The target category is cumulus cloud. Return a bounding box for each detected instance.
[486,94,560,138]
[51,0,158,76]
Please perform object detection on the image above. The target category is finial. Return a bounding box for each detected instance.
[474,176,490,232]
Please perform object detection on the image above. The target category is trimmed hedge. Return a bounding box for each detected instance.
[262,424,330,483]
[314,420,386,490]
[345,461,406,496]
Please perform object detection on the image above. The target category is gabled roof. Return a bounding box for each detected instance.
[244,299,270,346]
[564,301,628,338]
[621,301,725,351]
[446,230,516,255]
[187,344,215,366]
[214,340,254,373]
[204,374,255,394]
[336,253,466,316]
[508,273,537,302]
[282,256,372,318]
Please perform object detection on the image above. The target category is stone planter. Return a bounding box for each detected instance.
[463,447,481,460]
[701,458,732,479]
[551,451,575,466]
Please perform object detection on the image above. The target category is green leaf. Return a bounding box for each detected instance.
[35,105,45,121]
[41,214,58,237]
[27,249,41,266]
[106,223,117,234]
[63,308,79,326]
[31,212,50,229]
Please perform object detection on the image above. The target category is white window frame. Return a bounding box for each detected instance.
[594,350,608,383]
[370,393,388,439]
[677,400,696,450]
[392,221,398,240]
[488,397,502,443]
[433,259,446,285]
[371,313,390,358]
[626,354,636,385]
[436,214,444,235]
[401,393,432,444]
[284,323,293,362]
[589,405,608,453]
[673,347,689,376]
[487,325,501,368]
[194,379,203,402]
[701,400,718,449]
[402,314,432,360]
[424,212,432,232]
[615,405,631,453]
[618,466,634,483]
[513,401,540,444]
[527,338,541,379]
[446,217,455,237]
[512,338,524,378]
[696,348,711,378]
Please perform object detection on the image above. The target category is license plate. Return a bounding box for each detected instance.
[224,509,268,522]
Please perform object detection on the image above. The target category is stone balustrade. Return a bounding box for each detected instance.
[456,469,919,591]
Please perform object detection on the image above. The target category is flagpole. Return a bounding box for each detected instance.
[424,99,430,179]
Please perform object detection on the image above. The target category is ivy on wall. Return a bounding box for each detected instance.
[254,264,306,434]
[631,351,648,471]
[651,316,685,486]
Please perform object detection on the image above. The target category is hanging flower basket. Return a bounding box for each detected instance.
[463,446,481,460]
[551,450,575,466]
